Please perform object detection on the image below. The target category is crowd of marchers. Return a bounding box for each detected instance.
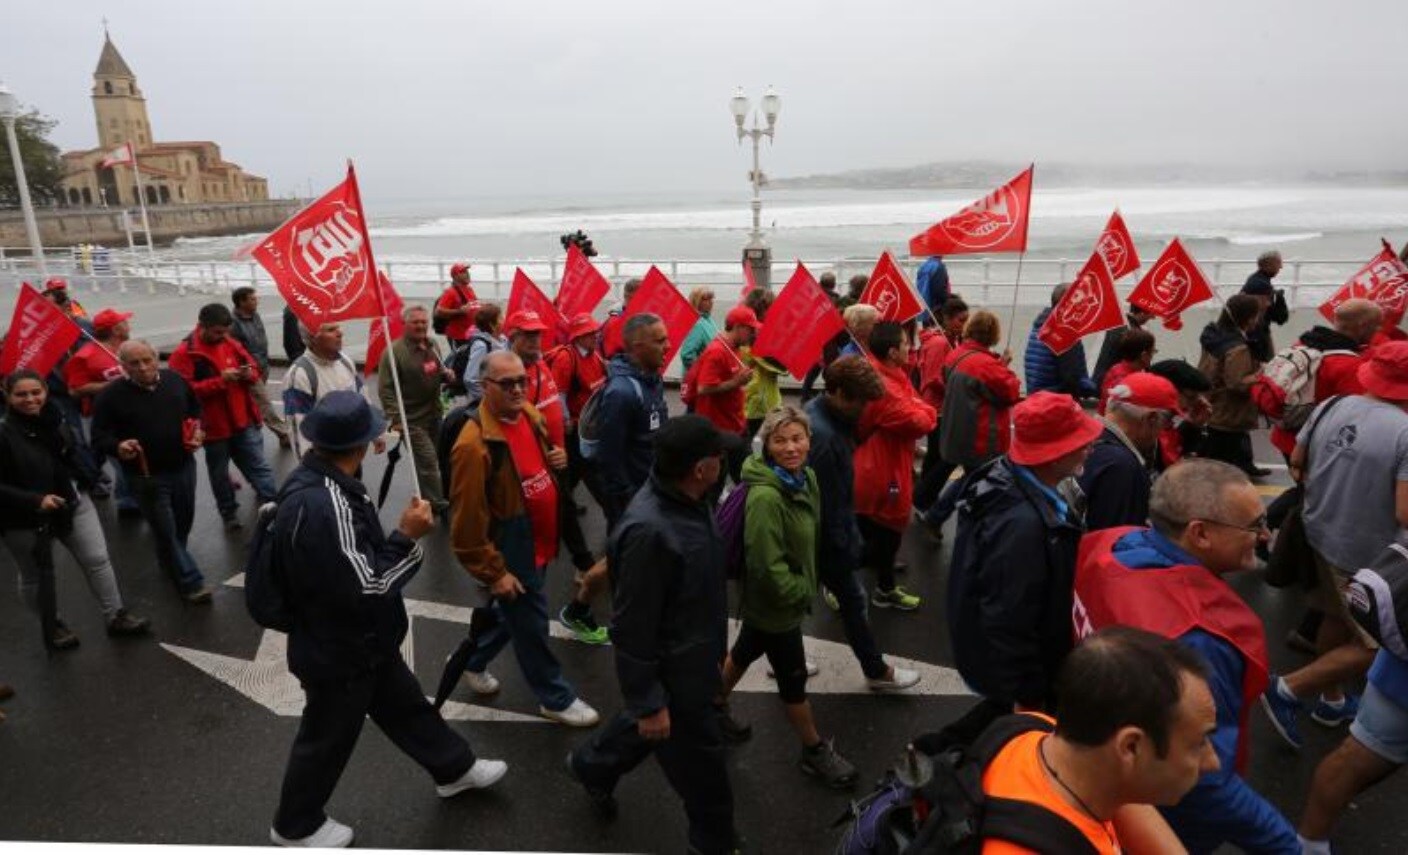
[2,250,1408,855]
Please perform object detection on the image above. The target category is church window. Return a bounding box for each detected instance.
[104,81,113,95]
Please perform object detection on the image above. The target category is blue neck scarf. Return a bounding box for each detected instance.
[769,462,808,493]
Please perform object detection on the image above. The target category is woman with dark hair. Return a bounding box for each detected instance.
[1197,295,1267,476]
[1097,327,1157,414]
[0,370,149,649]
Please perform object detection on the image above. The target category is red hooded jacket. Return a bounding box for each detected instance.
[854,359,937,531]
[168,331,262,442]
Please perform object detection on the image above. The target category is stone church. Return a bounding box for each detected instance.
[60,32,270,208]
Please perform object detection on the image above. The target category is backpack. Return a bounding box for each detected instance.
[834,714,1099,855]
[1347,542,1408,660]
[436,405,508,504]
[714,483,751,580]
[433,284,474,334]
[578,374,644,460]
[1252,344,1354,432]
[444,343,471,396]
[244,498,301,632]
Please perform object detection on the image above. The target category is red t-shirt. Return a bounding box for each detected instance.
[63,341,124,415]
[435,283,479,340]
[525,359,567,448]
[694,338,747,435]
[500,416,559,568]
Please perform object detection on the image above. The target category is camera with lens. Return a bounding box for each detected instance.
[560,230,597,258]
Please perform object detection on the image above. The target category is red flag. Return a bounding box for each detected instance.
[753,263,846,380]
[555,244,611,321]
[251,164,382,331]
[1038,252,1124,356]
[623,266,696,369]
[859,251,926,321]
[1127,238,1216,330]
[99,142,134,169]
[363,271,405,376]
[0,284,84,376]
[1320,242,1408,322]
[1096,210,1140,280]
[741,260,759,298]
[507,268,567,338]
[909,165,1034,256]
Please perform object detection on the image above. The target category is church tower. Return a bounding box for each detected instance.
[91,30,152,152]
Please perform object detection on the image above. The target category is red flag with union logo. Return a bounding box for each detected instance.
[1038,252,1124,355]
[251,163,383,331]
[555,244,611,321]
[1096,210,1140,280]
[859,251,926,322]
[909,165,1034,256]
[753,262,846,380]
[507,268,567,339]
[0,284,84,376]
[1127,238,1216,331]
[363,271,405,376]
[1320,241,1408,322]
[623,266,696,369]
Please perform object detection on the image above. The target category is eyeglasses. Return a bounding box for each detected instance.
[1195,515,1269,535]
[485,376,528,391]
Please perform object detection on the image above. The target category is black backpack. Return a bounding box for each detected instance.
[244,494,308,632]
[834,714,1099,855]
[436,404,508,507]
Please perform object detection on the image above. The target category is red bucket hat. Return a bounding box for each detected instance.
[1008,391,1105,466]
[1105,372,1180,413]
[1359,341,1408,402]
[92,308,133,331]
[567,313,601,340]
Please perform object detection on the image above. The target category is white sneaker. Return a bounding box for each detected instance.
[462,670,500,696]
[436,758,508,798]
[867,666,921,692]
[270,817,354,848]
[540,698,600,727]
[767,659,820,678]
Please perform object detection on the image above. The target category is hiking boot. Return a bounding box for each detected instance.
[558,605,610,645]
[1259,677,1304,751]
[714,703,753,743]
[106,609,151,637]
[565,751,618,820]
[800,739,859,789]
[540,698,601,727]
[867,666,921,692]
[436,758,508,797]
[871,587,921,611]
[1311,694,1360,728]
[271,817,354,848]
[183,586,214,605]
[48,619,80,651]
[462,670,501,696]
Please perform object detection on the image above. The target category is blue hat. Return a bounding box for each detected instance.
[299,390,387,451]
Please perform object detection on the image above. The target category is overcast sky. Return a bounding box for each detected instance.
[5,1,1405,203]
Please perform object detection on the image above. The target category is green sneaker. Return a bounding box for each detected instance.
[871,587,921,611]
[558,606,611,645]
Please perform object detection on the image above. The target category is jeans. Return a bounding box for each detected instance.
[463,564,577,711]
[818,558,887,679]
[205,425,279,519]
[133,459,206,594]
[2,491,124,621]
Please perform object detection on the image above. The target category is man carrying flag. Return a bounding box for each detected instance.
[378,304,455,515]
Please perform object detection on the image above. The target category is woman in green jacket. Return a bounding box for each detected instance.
[715,405,860,789]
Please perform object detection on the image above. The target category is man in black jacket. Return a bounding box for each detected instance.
[1079,372,1181,531]
[948,392,1102,720]
[1242,250,1289,363]
[568,415,741,855]
[269,391,506,848]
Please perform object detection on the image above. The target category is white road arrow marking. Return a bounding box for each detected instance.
[165,575,968,720]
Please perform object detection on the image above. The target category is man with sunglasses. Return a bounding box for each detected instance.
[1072,458,1296,853]
[1079,372,1181,531]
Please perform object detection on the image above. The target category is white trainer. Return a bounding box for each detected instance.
[540,698,601,727]
[462,670,500,695]
[270,817,354,848]
[867,666,921,692]
[436,758,509,798]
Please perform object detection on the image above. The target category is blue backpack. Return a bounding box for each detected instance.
[714,483,751,580]
[578,375,644,461]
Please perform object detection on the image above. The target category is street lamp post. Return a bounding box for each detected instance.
[730,86,780,290]
[0,81,49,279]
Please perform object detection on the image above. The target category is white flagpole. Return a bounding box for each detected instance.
[378,312,422,499]
[1003,252,1028,351]
[127,143,156,260]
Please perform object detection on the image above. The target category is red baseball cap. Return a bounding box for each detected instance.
[505,310,549,335]
[450,262,471,277]
[1008,391,1105,466]
[724,305,761,330]
[92,309,133,331]
[43,277,67,292]
[1105,372,1180,413]
[1359,341,1408,401]
[567,313,601,340]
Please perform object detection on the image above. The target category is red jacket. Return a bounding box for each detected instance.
[168,331,262,442]
[854,360,937,530]
[916,329,956,411]
[940,341,1021,465]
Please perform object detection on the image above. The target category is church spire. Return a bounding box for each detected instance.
[94,29,135,79]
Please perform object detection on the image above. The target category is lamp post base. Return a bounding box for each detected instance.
[743,245,772,291]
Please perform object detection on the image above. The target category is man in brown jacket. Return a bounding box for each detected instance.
[1197,294,1268,477]
[448,350,600,727]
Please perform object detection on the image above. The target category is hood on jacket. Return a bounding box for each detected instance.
[958,456,1075,530]
[1299,326,1361,353]
[1199,323,1245,359]
[608,352,663,386]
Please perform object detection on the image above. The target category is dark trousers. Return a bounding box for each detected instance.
[275,656,474,839]
[914,425,956,511]
[133,459,205,594]
[858,515,902,592]
[1201,427,1257,474]
[818,558,888,679]
[572,705,735,855]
